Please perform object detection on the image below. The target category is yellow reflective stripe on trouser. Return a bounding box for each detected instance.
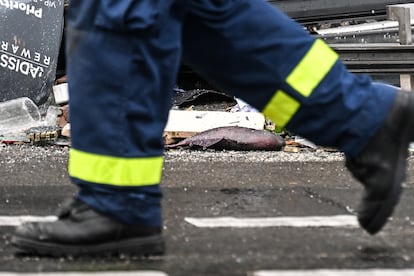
[263,39,338,128]
[263,90,300,128]
[68,149,163,186]
[287,39,338,97]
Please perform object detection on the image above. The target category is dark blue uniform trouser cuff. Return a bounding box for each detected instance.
[73,180,163,226]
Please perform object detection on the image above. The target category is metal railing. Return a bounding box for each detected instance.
[269,0,414,25]
[319,3,414,90]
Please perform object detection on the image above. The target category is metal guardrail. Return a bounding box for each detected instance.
[332,43,414,74]
[179,3,414,90]
[385,3,414,89]
[177,43,414,90]
[316,3,414,89]
[269,0,414,25]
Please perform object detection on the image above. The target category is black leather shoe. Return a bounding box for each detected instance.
[346,90,414,235]
[11,198,165,257]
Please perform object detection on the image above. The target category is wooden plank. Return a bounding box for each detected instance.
[164,110,265,133]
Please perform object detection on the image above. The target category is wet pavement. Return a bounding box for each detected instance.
[1,146,414,275]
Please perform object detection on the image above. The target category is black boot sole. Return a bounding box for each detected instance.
[11,234,165,257]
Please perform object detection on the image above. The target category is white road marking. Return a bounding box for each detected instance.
[0,273,167,276]
[251,269,414,276]
[0,216,57,226]
[185,215,358,228]
[1,215,358,228]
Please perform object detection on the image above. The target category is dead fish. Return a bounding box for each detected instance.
[165,126,285,151]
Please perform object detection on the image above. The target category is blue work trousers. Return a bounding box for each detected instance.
[66,0,396,225]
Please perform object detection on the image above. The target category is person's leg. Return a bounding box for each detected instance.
[183,0,394,156]
[183,0,409,234]
[12,0,184,256]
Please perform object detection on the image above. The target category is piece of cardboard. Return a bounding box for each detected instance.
[164,110,265,133]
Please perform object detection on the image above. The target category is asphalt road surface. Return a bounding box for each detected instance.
[1,145,414,276]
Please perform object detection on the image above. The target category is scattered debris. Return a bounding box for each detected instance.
[231,98,259,113]
[0,87,332,154]
[55,75,67,85]
[25,126,61,145]
[57,105,70,128]
[53,83,69,105]
[165,126,285,151]
[294,136,318,149]
[0,133,30,144]
[283,145,301,153]
[0,97,67,145]
[173,89,235,108]
[61,123,71,138]
[0,97,42,134]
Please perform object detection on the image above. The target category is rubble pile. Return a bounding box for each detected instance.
[0,86,331,154]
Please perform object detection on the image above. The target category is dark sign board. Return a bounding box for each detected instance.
[0,0,64,107]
